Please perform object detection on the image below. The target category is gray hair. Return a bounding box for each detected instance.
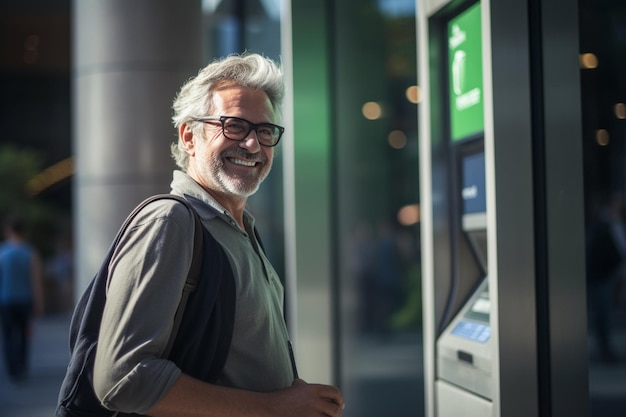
[170,53,284,171]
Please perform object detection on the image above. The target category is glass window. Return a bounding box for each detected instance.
[332,1,424,415]
[579,1,626,414]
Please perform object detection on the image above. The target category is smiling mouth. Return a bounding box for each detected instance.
[228,157,258,167]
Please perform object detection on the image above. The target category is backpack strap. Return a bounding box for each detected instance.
[107,194,203,357]
[162,196,203,356]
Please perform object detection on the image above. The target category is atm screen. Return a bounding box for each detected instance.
[461,151,486,216]
[448,1,484,141]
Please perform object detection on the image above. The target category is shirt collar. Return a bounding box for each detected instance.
[170,170,256,233]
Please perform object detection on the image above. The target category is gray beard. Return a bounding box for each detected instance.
[209,154,271,197]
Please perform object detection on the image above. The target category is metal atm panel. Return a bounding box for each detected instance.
[437,279,491,399]
[436,379,492,417]
[419,0,497,415]
[436,149,492,402]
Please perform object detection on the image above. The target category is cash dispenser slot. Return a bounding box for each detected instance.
[457,350,474,364]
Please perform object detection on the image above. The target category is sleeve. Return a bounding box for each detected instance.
[93,200,195,414]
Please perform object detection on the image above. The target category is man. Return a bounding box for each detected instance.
[92,53,345,416]
[0,213,44,382]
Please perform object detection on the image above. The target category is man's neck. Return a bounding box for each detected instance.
[206,188,248,230]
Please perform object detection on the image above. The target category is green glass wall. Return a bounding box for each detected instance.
[291,1,424,414]
[332,1,424,415]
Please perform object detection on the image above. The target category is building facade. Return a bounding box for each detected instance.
[1,0,624,415]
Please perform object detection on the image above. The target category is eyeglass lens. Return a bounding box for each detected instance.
[222,117,281,145]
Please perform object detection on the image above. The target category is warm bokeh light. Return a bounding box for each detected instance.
[27,157,74,196]
[405,85,421,104]
[615,103,626,120]
[596,129,609,146]
[580,53,598,69]
[362,101,383,120]
[397,204,420,226]
[388,130,408,149]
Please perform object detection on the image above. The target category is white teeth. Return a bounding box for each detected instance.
[231,158,256,167]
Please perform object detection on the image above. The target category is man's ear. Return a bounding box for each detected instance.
[179,123,195,155]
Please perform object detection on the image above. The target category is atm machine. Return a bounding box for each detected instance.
[417,1,496,415]
[417,0,590,416]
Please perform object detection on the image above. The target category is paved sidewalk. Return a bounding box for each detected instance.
[1,311,624,416]
[0,313,71,417]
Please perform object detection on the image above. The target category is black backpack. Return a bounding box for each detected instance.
[56,194,204,417]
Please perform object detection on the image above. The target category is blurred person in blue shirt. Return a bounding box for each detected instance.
[0,212,44,381]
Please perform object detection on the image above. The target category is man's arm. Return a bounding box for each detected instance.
[146,374,345,417]
[94,201,197,412]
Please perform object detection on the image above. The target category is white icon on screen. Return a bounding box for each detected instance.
[452,50,466,95]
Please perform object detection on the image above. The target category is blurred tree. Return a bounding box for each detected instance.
[0,145,59,259]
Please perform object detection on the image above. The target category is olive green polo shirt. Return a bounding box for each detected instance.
[94,171,293,414]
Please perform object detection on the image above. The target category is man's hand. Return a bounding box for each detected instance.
[266,378,345,417]
[145,374,345,417]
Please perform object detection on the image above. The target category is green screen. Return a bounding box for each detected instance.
[448,2,483,141]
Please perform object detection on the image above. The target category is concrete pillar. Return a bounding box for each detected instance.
[72,0,203,294]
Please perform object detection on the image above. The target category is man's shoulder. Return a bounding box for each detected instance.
[127,195,197,230]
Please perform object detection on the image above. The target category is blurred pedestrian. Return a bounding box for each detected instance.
[586,190,626,362]
[0,212,44,381]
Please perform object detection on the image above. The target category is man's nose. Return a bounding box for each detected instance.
[239,129,261,152]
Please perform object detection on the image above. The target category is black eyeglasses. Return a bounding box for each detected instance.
[193,115,284,147]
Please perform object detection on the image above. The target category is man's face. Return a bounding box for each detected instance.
[186,81,276,199]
